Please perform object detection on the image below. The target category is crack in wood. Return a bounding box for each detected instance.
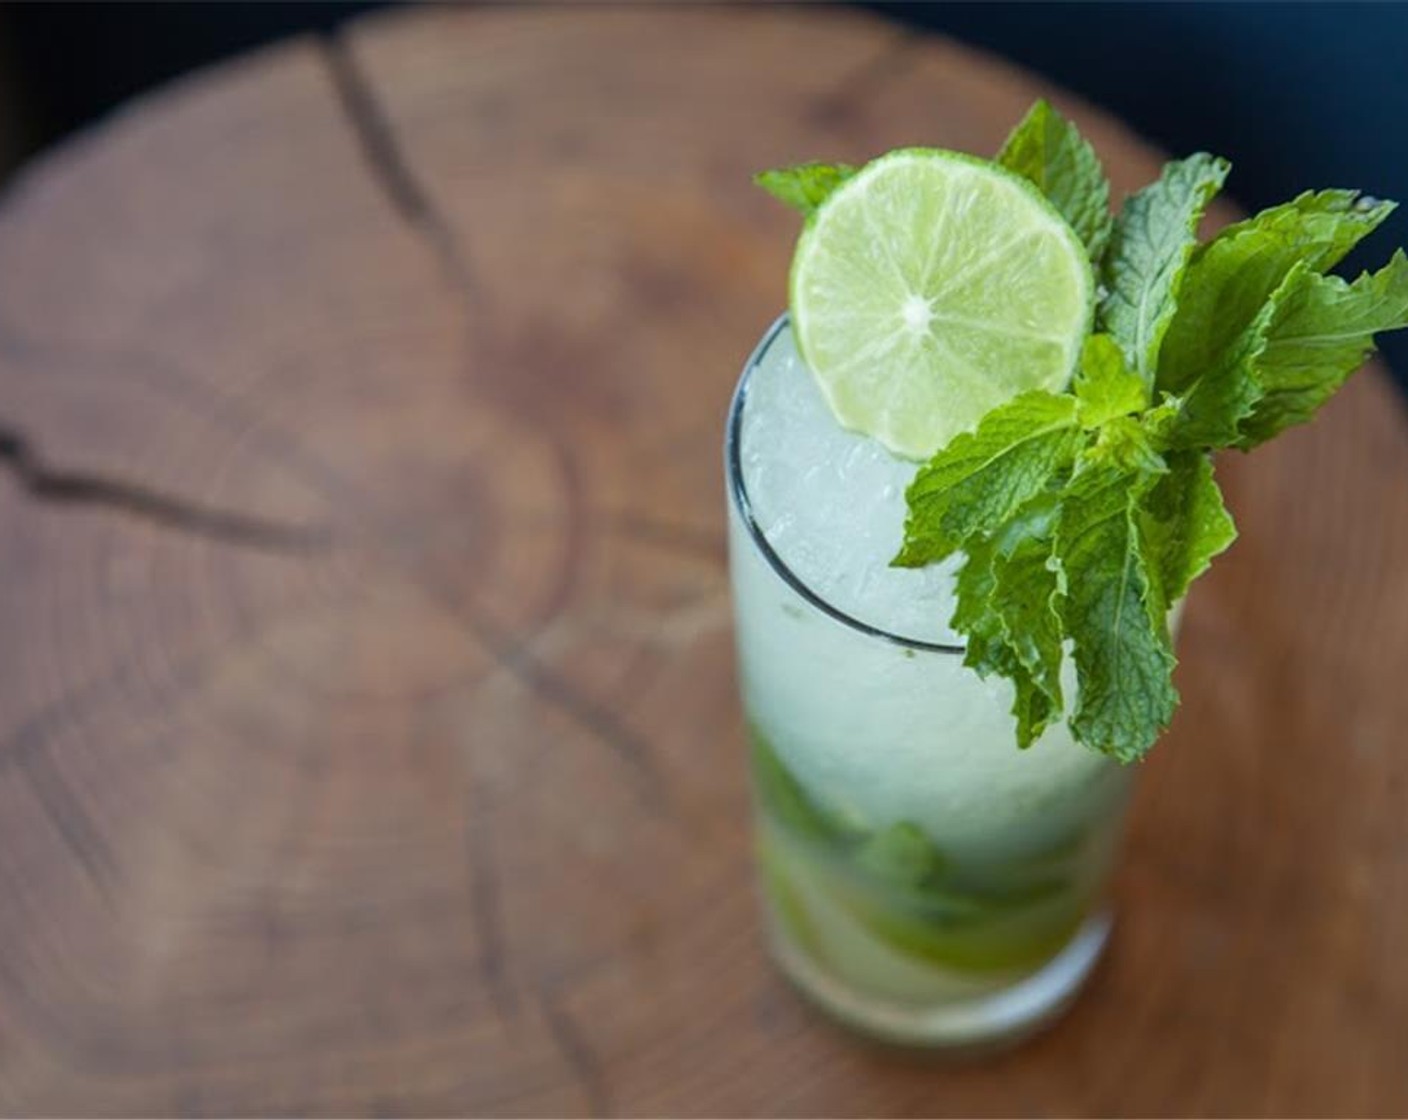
[450,736,517,1018]
[466,814,517,1018]
[0,345,668,808]
[0,422,331,553]
[403,562,669,807]
[320,32,480,307]
[18,748,120,904]
[1,57,675,1080]
[0,595,357,895]
[0,667,133,776]
[317,33,669,808]
[0,322,369,534]
[539,988,612,1119]
[0,628,228,776]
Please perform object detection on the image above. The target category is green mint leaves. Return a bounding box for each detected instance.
[896,392,1082,568]
[950,496,1067,748]
[998,99,1113,260]
[1100,153,1230,385]
[1055,461,1177,760]
[1157,190,1395,395]
[1238,250,1408,446]
[1075,333,1149,427]
[895,101,1408,760]
[753,162,857,215]
[1141,451,1237,605]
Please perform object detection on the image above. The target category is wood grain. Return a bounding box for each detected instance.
[0,6,1405,1115]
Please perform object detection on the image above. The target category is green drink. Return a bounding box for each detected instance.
[728,318,1134,1046]
[730,101,1408,1048]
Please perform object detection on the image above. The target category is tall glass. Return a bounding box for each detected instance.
[726,315,1139,1050]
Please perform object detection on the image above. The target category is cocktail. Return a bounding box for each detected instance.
[728,102,1408,1048]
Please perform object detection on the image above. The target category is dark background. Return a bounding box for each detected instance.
[2,1,1406,391]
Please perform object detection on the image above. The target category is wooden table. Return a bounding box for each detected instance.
[1,7,1406,1116]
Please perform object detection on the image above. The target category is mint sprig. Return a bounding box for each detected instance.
[1239,249,1408,446]
[1075,333,1149,426]
[1157,189,1395,395]
[1140,450,1237,606]
[753,163,857,215]
[1100,153,1230,385]
[1055,458,1176,760]
[896,391,1082,568]
[998,99,1113,260]
[896,101,1408,760]
[951,495,1066,748]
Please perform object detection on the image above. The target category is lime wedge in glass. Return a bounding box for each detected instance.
[790,148,1093,459]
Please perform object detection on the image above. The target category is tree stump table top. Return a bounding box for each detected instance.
[1,6,1407,1116]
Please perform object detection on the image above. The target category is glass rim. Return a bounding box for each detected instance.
[726,312,965,656]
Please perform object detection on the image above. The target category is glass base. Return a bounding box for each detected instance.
[768,908,1112,1051]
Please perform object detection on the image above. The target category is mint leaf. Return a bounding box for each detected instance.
[1161,295,1275,449]
[855,822,947,887]
[1137,395,1184,449]
[748,725,858,846]
[1140,451,1236,605]
[1055,462,1177,761]
[895,392,1081,567]
[954,564,1049,751]
[754,162,857,214]
[948,498,1065,748]
[1158,189,1396,394]
[991,526,1065,748]
[1089,415,1166,473]
[1217,189,1395,271]
[1100,153,1230,384]
[1238,250,1408,446]
[951,532,1004,666]
[997,99,1113,260]
[1009,666,1059,753]
[1075,333,1148,427]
